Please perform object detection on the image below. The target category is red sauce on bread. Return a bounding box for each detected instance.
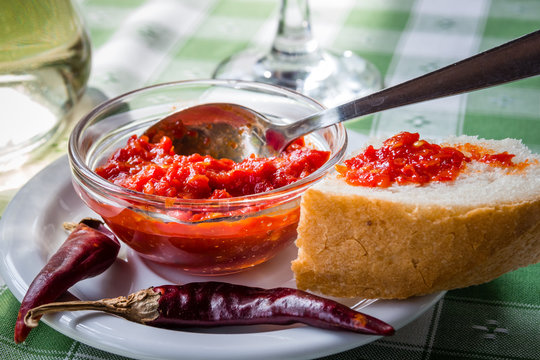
[336,132,526,188]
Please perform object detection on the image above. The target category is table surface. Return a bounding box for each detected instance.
[1,0,539,359]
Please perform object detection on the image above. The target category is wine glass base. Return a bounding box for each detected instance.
[213,48,382,107]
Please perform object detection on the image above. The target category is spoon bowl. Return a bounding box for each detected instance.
[143,102,272,161]
[145,30,540,159]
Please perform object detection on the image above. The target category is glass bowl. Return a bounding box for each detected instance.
[68,79,347,275]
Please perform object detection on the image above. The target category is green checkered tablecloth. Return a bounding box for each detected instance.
[1,0,539,359]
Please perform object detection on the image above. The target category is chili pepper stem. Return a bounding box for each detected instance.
[24,289,160,328]
[63,218,105,233]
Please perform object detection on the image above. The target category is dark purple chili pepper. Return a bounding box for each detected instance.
[14,218,120,343]
[23,282,394,336]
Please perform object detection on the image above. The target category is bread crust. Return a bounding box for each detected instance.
[291,188,540,299]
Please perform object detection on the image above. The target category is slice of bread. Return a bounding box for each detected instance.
[291,135,540,299]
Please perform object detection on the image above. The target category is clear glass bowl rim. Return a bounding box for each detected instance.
[68,79,348,209]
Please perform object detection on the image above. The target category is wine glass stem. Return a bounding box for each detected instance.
[270,0,320,60]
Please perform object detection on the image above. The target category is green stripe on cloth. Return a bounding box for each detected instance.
[173,37,250,61]
[1,285,74,359]
[333,28,403,55]
[344,9,412,31]
[430,299,540,359]
[462,105,540,149]
[412,14,487,36]
[449,263,540,305]
[345,115,376,136]
[78,0,147,48]
[210,0,277,19]
[350,0,417,12]
[318,301,443,360]
[320,264,540,360]
[334,4,414,90]
[0,286,131,360]
[84,0,146,7]
[427,264,540,360]
[357,52,394,79]
[482,0,540,39]
[332,30,401,75]
[487,75,540,90]
[483,18,540,39]
[460,0,540,151]
[488,0,540,21]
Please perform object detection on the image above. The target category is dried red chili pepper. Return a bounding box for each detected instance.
[23,282,394,336]
[14,218,120,343]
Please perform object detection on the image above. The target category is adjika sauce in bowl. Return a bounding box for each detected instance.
[69,80,346,275]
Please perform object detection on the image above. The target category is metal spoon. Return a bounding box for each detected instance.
[144,30,540,161]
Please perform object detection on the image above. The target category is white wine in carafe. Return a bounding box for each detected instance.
[0,0,91,171]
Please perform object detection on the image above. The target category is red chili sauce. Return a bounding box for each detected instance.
[336,132,524,188]
[96,135,330,199]
[91,134,330,274]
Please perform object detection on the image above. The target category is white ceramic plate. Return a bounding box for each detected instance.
[0,155,444,360]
